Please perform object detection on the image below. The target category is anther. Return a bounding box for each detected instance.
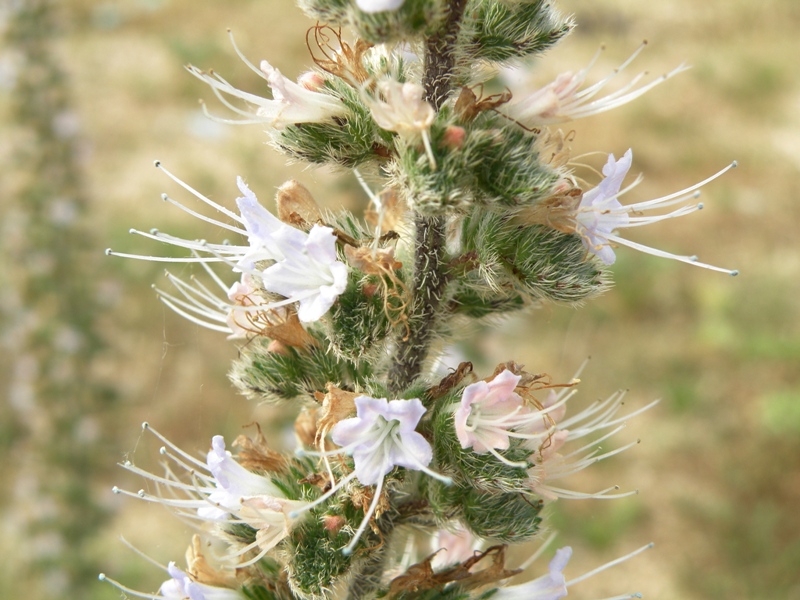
[730,270,740,277]
[142,421,150,430]
[104,248,112,255]
[154,160,161,168]
[112,486,120,494]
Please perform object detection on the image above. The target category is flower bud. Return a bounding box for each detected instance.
[322,514,346,533]
[267,339,291,355]
[441,125,466,150]
[297,71,326,92]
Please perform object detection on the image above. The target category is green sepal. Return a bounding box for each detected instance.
[307,0,447,44]
[421,476,466,524]
[464,0,573,63]
[286,513,356,600]
[296,0,350,25]
[390,111,498,215]
[353,0,447,44]
[461,208,609,305]
[326,267,395,362]
[298,0,447,46]
[275,80,385,168]
[226,522,259,546]
[473,123,558,208]
[242,585,284,600]
[449,277,526,318]
[461,487,543,542]
[229,334,370,405]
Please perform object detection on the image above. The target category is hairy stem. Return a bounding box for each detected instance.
[386,0,467,394]
[387,215,448,394]
[423,0,468,110]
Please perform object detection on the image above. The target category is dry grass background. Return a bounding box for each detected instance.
[2,0,799,598]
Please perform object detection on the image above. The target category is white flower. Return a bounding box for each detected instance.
[526,386,657,501]
[502,42,689,127]
[107,167,350,323]
[492,547,570,600]
[100,563,245,600]
[569,149,739,275]
[331,396,434,486]
[293,396,451,555]
[112,425,305,566]
[187,33,347,129]
[235,177,349,322]
[492,542,653,600]
[199,435,286,520]
[154,269,278,339]
[159,563,244,600]
[356,0,406,13]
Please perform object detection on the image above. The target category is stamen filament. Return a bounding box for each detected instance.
[567,543,654,586]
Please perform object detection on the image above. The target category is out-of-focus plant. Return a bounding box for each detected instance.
[1,0,117,595]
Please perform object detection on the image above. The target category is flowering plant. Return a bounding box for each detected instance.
[102,1,736,599]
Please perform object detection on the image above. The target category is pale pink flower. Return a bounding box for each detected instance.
[368,80,435,138]
[431,526,480,569]
[454,369,525,453]
[502,43,688,126]
[492,542,653,600]
[187,33,346,129]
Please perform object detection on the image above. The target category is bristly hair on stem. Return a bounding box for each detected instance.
[386,0,468,394]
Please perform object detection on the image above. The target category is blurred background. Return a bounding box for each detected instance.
[1,0,798,598]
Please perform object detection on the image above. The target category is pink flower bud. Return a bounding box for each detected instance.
[298,71,325,92]
[442,125,466,150]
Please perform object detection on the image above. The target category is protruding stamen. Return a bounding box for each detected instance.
[342,470,386,555]
[98,573,162,600]
[567,543,654,587]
